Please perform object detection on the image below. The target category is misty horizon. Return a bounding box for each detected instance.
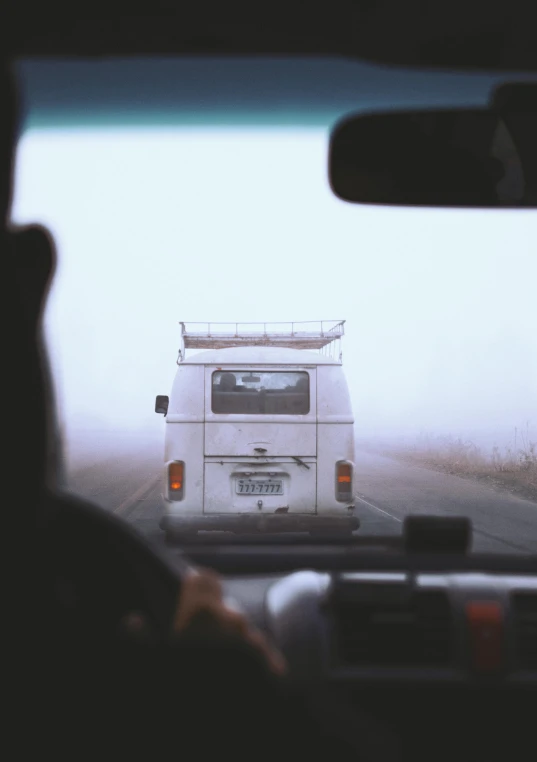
[11,126,536,477]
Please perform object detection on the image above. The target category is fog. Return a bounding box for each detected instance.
[12,127,537,469]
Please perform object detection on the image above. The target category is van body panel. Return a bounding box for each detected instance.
[203,421,317,457]
[316,422,356,512]
[168,364,205,416]
[164,421,204,508]
[317,365,354,418]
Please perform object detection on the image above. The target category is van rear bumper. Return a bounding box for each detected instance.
[160,512,359,535]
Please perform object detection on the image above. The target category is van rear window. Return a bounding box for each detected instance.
[211,371,310,415]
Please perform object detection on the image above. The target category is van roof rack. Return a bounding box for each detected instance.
[177,321,345,362]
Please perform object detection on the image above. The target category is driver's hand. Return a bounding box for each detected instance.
[172,568,287,676]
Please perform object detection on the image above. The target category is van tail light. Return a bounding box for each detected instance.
[168,461,185,501]
[336,461,353,502]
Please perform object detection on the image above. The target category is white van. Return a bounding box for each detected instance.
[155,321,358,539]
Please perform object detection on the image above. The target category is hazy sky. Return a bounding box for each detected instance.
[11,126,537,451]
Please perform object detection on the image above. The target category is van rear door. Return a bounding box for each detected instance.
[204,366,317,457]
[203,366,317,514]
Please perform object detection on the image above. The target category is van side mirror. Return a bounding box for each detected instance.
[155,395,169,415]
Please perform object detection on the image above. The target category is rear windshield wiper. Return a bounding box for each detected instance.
[292,456,310,469]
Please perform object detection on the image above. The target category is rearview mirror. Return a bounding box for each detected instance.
[329,104,537,208]
[155,395,169,415]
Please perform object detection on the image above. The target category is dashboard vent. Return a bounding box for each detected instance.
[334,589,453,667]
[512,593,537,670]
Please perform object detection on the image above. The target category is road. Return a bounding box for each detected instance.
[66,447,537,554]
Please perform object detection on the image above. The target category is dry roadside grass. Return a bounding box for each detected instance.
[374,428,537,504]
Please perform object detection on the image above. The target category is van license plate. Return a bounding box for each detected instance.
[236,479,283,495]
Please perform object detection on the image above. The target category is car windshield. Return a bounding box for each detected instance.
[11,57,537,554]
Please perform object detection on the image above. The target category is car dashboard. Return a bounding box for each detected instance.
[181,530,537,762]
[222,569,537,684]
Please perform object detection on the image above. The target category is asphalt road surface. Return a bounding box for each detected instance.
[64,443,537,554]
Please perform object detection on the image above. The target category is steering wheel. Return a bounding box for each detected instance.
[36,490,403,762]
[39,490,185,639]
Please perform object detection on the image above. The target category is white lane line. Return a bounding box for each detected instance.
[114,474,160,516]
[355,495,402,523]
